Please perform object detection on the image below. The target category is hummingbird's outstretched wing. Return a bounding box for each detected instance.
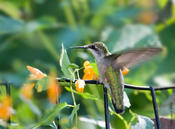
[105,47,162,70]
[104,47,162,114]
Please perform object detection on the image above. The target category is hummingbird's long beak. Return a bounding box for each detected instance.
[70,45,88,49]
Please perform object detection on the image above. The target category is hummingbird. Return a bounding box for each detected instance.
[71,42,162,113]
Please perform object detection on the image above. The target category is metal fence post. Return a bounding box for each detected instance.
[103,86,110,129]
[150,87,161,129]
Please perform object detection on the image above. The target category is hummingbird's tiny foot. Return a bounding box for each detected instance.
[98,79,104,85]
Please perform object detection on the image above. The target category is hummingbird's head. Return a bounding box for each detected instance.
[87,42,110,58]
[71,42,110,59]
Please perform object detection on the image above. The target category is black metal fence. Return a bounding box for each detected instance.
[1,79,175,129]
[57,78,175,129]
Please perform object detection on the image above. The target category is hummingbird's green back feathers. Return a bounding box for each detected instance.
[105,66,124,113]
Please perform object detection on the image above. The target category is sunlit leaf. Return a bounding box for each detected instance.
[157,0,169,8]
[121,109,138,127]
[68,63,79,69]
[167,89,173,95]
[0,2,21,19]
[104,24,162,52]
[109,108,128,129]
[60,44,75,80]
[35,77,48,92]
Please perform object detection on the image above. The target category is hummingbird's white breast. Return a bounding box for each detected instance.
[95,58,110,88]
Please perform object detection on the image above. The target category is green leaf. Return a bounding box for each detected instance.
[68,63,79,69]
[35,77,48,92]
[157,0,168,8]
[110,109,128,129]
[0,126,6,129]
[157,24,175,74]
[167,89,173,95]
[131,115,154,129]
[106,24,162,52]
[32,103,71,128]
[21,97,41,117]
[65,87,102,101]
[122,109,138,127]
[60,44,75,80]
[69,104,80,125]
[0,15,24,35]
[0,2,21,19]
[25,16,60,32]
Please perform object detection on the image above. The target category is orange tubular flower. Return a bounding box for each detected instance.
[26,65,47,80]
[82,61,99,80]
[75,79,85,93]
[122,67,130,76]
[83,61,90,68]
[83,66,94,80]
[82,74,93,80]
[47,73,61,104]
[84,66,94,74]
[0,96,12,120]
[21,83,35,99]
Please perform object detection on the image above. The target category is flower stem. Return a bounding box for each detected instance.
[70,80,78,127]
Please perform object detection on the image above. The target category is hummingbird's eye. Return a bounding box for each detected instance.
[90,45,97,50]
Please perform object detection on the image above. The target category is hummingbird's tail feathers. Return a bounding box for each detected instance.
[112,100,125,114]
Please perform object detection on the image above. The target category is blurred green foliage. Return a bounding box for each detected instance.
[0,0,175,128]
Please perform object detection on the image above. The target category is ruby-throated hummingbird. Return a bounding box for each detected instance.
[71,42,162,113]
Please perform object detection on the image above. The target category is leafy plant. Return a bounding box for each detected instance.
[0,0,175,128]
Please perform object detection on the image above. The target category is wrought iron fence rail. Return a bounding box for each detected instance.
[1,79,175,129]
[57,78,175,129]
[57,78,175,90]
